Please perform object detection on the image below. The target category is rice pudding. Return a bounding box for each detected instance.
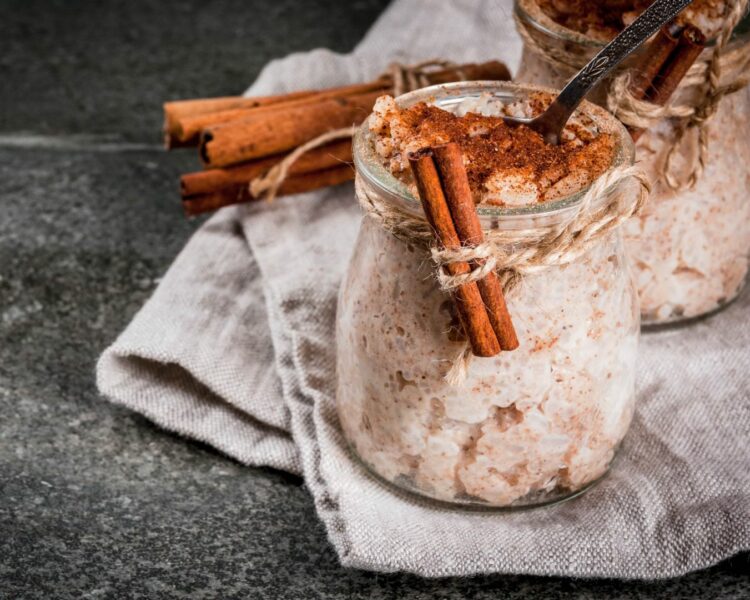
[336,83,641,507]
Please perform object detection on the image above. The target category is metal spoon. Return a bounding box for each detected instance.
[505,0,694,144]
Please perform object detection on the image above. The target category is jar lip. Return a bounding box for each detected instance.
[514,0,604,48]
[353,80,635,221]
[514,0,750,48]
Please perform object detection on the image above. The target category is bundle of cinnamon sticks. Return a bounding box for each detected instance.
[164,61,512,216]
[410,143,519,358]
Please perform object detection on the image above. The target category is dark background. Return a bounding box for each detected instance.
[1,0,748,597]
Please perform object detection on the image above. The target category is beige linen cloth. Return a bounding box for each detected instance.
[97,0,750,579]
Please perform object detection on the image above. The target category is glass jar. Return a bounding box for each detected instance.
[514,0,750,324]
[336,82,641,508]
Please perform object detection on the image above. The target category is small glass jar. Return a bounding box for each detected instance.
[514,0,750,324]
[336,82,640,508]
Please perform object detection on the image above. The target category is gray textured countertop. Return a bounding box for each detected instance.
[1,1,748,597]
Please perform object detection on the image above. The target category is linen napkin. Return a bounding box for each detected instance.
[97,0,750,579]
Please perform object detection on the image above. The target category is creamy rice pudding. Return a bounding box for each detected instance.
[369,91,615,206]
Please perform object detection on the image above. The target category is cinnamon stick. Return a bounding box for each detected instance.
[181,139,352,198]
[169,82,385,147]
[182,165,354,216]
[629,25,680,101]
[432,144,519,351]
[164,91,316,148]
[409,149,501,357]
[648,25,706,106]
[628,25,706,142]
[200,90,380,167]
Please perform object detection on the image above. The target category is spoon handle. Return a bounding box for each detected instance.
[536,0,693,142]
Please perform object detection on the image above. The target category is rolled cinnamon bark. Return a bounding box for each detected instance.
[628,25,706,142]
[181,139,352,198]
[182,165,354,216]
[163,91,316,148]
[432,143,519,352]
[170,82,386,147]
[200,91,380,167]
[648,25,706,106]
[629,26,680,101]
[181,156,278,198]
[409,149,502,358]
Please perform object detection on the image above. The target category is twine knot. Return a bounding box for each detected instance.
[431,244,498,290]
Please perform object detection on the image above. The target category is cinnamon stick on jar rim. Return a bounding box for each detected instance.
[628,24,706,142]
[409,149,501,357]
[629,25,681,101]
[432,143,519,352]
[648,25,706,106]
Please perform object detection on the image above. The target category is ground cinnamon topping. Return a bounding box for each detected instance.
[369,92,616,206]
[537,0,729,40]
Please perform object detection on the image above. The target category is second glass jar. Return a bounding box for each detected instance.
[514,0,750,324]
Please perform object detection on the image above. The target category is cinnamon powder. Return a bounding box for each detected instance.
[386,94,615,205]
[537,0,727,40]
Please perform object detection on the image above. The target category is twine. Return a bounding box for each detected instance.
[248,60,467,202]
[517,1,750,190]
[355,164,650,383]
[249,127,358,202]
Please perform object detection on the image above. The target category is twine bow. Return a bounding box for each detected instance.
[427,166,651,294]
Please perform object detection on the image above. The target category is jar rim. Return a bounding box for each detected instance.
[514,0,750,49]
[353,80,635,222]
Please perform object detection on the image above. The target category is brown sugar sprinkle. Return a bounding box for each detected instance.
[537,0,727,40]
[394,94,615,204]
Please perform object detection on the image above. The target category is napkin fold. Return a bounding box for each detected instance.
[98,0,750,578]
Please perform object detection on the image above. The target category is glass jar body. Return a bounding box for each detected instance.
[336,192,640,508]
[514,1,750,324]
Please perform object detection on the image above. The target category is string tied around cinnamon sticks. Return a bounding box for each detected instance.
[429,166,651,284]
[249,127,359,202]
[356,147,650,385]
[431,244,498,289]
[247,60,472,203]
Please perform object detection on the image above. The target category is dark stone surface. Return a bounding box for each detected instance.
[0,1,748,598]
[0,0,389,141]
